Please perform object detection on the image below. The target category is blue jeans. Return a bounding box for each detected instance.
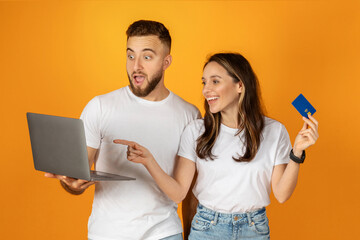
[89,233,182,240]
[161,233,183,240]
[189,204,270,240]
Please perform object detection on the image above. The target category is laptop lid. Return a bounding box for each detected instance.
[26,112,135,181]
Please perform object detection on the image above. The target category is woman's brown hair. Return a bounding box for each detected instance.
[196,53,265,162]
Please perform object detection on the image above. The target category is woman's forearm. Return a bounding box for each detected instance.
[144,158,186,203]
[144,156,196,204]
[113,139,196,204]
[273,161,300,203]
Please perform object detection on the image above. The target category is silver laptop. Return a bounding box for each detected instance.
[27,112,135,181]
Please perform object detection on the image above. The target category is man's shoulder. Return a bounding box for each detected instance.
[97,87,126,98]
[92,87,130,104]
[170,92,199,113]
[184,118,204,131]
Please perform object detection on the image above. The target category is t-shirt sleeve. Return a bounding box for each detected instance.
[274,124,292,165]
[193,107,201,120]
[80,96,101,149]
[178,122,198,162]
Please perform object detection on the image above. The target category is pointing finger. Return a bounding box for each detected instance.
[113,139,136,147]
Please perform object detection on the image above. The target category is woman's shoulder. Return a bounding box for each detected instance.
[263,116,287,133]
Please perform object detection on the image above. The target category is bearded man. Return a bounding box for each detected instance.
[46,20,199,240]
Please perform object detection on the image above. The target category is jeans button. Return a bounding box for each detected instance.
[234,216,239,221]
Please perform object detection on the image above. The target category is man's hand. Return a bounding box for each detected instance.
[45,172,96,195]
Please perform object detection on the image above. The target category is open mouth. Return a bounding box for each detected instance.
[206,96,219,104]
[133,75,146,86]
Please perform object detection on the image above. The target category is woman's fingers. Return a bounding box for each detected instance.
[301,131,317,144]
[127,146,143,155]
[114,139,146,152]
[308,114,319,128]
[302,117,315,131]
[113,139,136,148]
[127,154,146,163]
[114,139,152,165]
[303,115,319,132]
[300,126,318,139]
[300,121,307,131]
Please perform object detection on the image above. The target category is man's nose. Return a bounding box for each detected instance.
[133,58,143,71]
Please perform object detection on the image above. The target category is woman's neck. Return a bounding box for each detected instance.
[220,110,239,129]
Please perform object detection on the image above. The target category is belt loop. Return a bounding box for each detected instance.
[246,212,252,226]
[212,212,219,225]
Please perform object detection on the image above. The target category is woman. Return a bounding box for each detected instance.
[114,53,319,239]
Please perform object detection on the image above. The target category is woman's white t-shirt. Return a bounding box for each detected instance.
[178,117,292,213]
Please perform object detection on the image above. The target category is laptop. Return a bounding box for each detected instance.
[26,112,136,181]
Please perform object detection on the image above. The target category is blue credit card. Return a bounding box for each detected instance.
[292,94,316,118]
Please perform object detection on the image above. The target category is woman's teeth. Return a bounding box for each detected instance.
[207,97,219,101]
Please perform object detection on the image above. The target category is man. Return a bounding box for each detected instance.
[46,20,199,240]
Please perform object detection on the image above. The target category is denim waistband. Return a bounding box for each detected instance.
[196,203,266,225]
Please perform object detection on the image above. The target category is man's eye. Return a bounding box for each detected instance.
[144,56,151,60]
[128,55,134,60]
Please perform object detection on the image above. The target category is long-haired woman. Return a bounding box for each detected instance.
[114,53,319,239]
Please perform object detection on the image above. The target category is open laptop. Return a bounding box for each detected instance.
[27,112,135,181]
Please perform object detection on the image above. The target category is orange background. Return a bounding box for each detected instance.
[1,0,359,239]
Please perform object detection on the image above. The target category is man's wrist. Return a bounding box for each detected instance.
[60,180,85,195]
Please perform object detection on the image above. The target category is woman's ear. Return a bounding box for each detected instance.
[237,81,243,94]
[163,55,172,70]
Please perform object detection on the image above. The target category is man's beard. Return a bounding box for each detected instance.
[128,69,163,97]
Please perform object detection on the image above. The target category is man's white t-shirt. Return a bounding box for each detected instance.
[178,117,292,213]
[80,86,199,240]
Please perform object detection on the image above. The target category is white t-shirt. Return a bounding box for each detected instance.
[178,117,292,213]
[80,86,199,240]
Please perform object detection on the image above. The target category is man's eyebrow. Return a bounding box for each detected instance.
[142,48,156,54]
[126,48,157,55]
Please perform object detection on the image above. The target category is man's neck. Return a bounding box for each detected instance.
[138,83,169,101]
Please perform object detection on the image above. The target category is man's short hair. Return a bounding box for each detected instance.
[126,20,171,52]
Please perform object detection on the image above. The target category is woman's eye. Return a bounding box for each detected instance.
[213,80,219,84]
[144,56,151,60]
